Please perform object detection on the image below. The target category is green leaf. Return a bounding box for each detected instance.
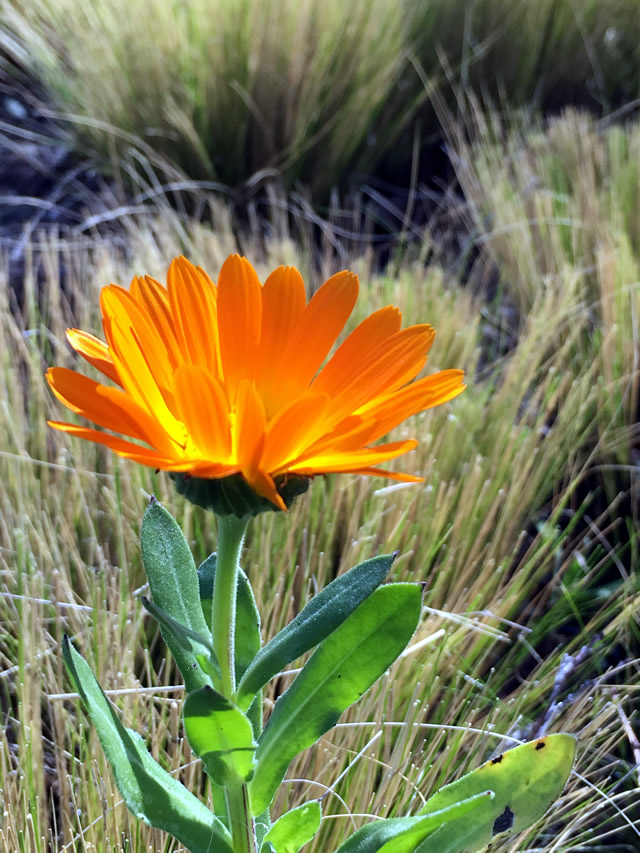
[184,686,257,785]
[62,637,233,853]
[141,498,213,693]
[249,583,422,815]
[262,801,322,853]
[198,554,261,683]
[237,554,396,708]
[416,734,577,852]
[334,792,492,853]
[142,596,220,684]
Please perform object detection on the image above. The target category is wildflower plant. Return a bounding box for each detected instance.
[50,256,576,852]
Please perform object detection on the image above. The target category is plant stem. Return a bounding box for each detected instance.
[226,781,254,853]
[212,513,255,852]
[212,513,248,697]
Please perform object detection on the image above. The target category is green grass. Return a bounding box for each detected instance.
[2,0,638,194]
[1,104,639,849]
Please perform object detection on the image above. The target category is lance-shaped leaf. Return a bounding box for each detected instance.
[184,685,257,785]
[62,637,233,853]
[334,792,493,853]
[261,801,322,853]
[141,498,213,692]
[237,554,396,709]
[142,596,220,684]
[415,733,577,852]
[249,583,422,815]
[198,554,261,684]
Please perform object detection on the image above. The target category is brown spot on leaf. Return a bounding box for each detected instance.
[491,754,503,765]
[535,740,546,750]
[492,805,515,835]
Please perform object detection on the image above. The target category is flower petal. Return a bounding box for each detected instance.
[258,265,306,413]
[245,468,286,512]
[167,257,220,377]
[288,439,418,474]
[270,270,358,408]
[46,367,175,454]
[353,467,424,483]
[100,287,186,446]
[234,379,267,475]
[47,421,177,467]
[173,364,231,461]
[357,369,466,441]
[318,325,435,428]
[312,305,402,396]
[217,255,262,394]
[261,391,332,473]
[66,328,121,385]
[101,284,175,398]
[131,274,184,371]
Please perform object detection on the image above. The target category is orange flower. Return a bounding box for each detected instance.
[47,255,465,510]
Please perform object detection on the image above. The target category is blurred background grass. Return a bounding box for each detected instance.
[0,1,639,851]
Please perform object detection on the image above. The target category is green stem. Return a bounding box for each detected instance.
[226,781,255,853]
[212,513,248,697]
[212,513,255,852]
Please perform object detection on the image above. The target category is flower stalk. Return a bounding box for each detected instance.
[211,512,255,852]
[212,513,248,697]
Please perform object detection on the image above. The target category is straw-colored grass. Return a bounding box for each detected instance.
[2,138,639,849]
[1,105,639,849]
[454,110,640,503]
[2,0,638,193]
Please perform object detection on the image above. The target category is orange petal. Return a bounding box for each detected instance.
[217,255,262,393]
[312,305,402,397]
[261,391,331,473]
[352,467,424,483]
[47,422,176,468]
[323,325,435,425]
[271,270,358,408]
[234,379,267,475]
[100,285,176,398]
[46,367,174,454]
[244,468,286,511]
[257,265,306,412]
[66,329,121,385]
[167,257,220,377]
[186,461,241,478]
[298,415,378,459]
[173,364,231,461]
[100,289,186,446]
[357,369,466,441]
[133,274,184,371]
[288,439,418,474]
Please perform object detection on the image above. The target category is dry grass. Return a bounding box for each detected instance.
[1,113,639,850]
[454,109,640,503]
[2,0,638,193]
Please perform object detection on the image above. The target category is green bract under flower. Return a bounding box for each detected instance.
[170,472,310,517]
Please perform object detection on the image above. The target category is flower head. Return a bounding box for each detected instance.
[47,255,464,511]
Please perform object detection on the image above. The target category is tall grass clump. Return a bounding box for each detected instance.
[2,0,639,194]
[453,110,640,515]
[1,0,422,194]
[409,0,640,113]
[1,199,638,849]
